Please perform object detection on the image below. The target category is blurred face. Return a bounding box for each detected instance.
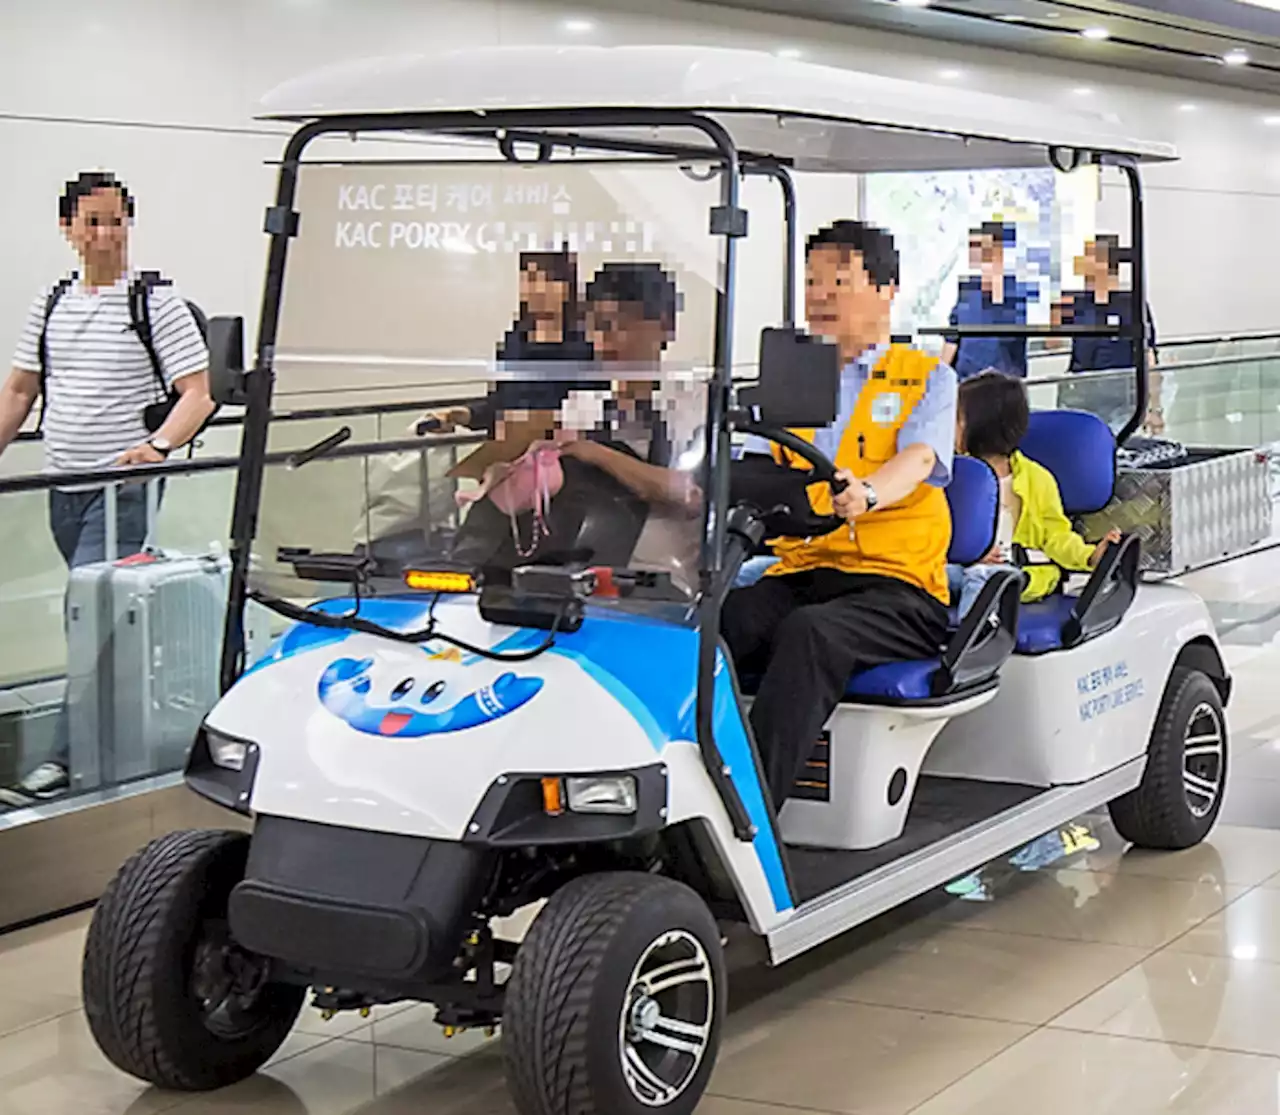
[805,246,895,358]
[62,187,129,275]
[970,234,1004,277]
[520,263,570,321]
[1073,241,1113,289]
[586,299,671,365]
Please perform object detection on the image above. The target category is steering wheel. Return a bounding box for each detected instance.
[731,424,850,540]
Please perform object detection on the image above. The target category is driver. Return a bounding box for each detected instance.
[725,220,958,810]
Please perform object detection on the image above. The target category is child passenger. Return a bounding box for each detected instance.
[948,371,1120,619]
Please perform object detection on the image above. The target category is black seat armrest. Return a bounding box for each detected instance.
[1061,533,1141,649]
[933,567,1025,697]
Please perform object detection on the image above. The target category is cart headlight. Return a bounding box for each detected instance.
[565,775,637,815]
[208,734,249,772]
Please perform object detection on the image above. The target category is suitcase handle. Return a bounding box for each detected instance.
[103,478,161,562]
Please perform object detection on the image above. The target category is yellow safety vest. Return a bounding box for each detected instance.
[767,344,952,604]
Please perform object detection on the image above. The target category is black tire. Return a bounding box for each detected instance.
[504,872,725,1115]
[82,829,305,1091]
[1109,666,1227,850]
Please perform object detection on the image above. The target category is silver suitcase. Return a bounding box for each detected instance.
[66,483,258,792]
[66,559,117,793]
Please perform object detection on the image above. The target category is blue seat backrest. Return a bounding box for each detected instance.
[946,455,999,565]
[1019,410,1116,516]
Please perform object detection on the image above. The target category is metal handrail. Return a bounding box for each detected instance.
[11,392,481,444]
[0,431,485,498]
[1028,329,1280,358]
[1025,350,1280,386]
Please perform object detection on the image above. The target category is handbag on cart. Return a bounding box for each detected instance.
[456,442,565,558]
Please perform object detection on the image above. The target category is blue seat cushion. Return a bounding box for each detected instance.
[844,658,941,702]
[1020,411,1116,516]
[946,456,1000,566]
[1015,594,1079,655]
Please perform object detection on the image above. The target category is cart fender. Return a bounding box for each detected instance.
[925,582,1227,786]
[204,595,794,927]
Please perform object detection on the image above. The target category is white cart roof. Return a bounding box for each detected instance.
[260,45,1176,173]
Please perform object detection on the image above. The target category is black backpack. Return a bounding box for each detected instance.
[37,270,213,435]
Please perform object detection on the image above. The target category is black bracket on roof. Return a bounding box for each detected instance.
[1049,147,1087,173]
[264,205,301,237]
[710,204,748,238]
[498,133,555,162]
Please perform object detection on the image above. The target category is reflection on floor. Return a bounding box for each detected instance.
[6,547,1280,1114]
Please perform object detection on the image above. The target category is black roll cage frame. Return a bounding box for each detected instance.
[216,106,1151,869]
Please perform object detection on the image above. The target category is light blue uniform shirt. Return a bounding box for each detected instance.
[741,344,958,487]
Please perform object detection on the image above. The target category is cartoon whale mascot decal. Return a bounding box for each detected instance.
[318,656,544,738]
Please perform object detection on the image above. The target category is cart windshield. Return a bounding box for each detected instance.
[249,142,725,614]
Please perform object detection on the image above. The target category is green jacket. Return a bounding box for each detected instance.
[1009,450,1096,602]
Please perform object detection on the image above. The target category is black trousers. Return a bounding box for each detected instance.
[721,570,949,810]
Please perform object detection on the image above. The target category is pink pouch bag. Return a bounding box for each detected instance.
[456,441,565,557]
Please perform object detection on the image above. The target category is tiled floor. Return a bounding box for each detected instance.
[11,813,1280,1115]
[7,549,1280,1113]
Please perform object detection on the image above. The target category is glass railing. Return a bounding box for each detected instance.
[1026,353,1280,453]
[4,352,1280,816]
[1028,330,1280,371]
[0,404,481,817]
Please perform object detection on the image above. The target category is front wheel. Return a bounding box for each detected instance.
[1109,666,1228,850]
[82,829,305,1090]
[503,872,725,1115]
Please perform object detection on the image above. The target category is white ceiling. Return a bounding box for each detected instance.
[700,0,1280,90]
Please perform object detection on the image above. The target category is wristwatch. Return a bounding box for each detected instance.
[148,436,173,458]
[862,480,879,511]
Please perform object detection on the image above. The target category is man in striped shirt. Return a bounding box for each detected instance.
[0,171,213,803]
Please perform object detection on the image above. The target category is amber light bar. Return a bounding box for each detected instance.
[404,569,477,594]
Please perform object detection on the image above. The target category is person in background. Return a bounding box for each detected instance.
[941,221,1033,381]
[0,170,212,805]
[1050,235,1160,434]
[947,371,1120,620]
[422,249,599,436]
[725,220,957,810]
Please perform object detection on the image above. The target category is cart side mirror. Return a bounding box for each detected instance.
[737,327,841,428]
[207,316,248,407]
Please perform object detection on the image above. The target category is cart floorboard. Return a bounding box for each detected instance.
[787,777,1043,903]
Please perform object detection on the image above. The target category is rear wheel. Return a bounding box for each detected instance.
[82,829,305,1090]
[503,872,724,1115]
[1109,667,1227,850]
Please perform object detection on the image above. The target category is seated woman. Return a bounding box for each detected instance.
[947,371,1119,619]
[420,249,600,435]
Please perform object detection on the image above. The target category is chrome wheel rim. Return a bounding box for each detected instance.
[617,929,714,1107]
[1183,701,1226,820]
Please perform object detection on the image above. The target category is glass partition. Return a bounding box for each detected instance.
[1026,354,1280,454]
[249,150,721,616]
[0,467,236,811]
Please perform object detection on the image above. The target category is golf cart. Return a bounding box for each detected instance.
[82,46,1229,1115]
